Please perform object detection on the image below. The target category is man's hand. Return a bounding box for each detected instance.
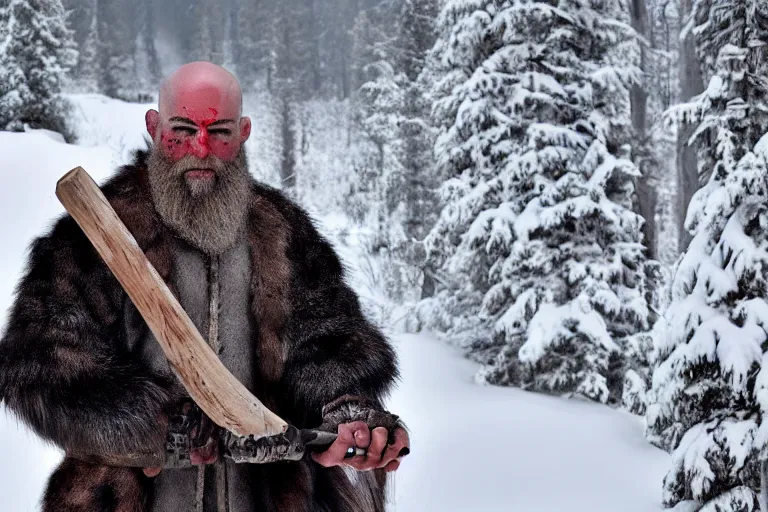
[311,421,410,472]
[143,466,163,477]
[142,402,219,477]
[142,441,217,477]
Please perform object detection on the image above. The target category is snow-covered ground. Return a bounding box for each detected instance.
[387,335,669,511]
[0,94,670,510]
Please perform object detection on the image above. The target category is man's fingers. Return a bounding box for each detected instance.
[310,423,409,471]
[311,423,362,467]
[190,448,217,465]
[345,427,387,471]
[349,420,375,468]
[384,459,400,472]
[366,427,388,465]
[143,467,162,478]
[379,428,409,468]
[351,421,371,448]
[190,437,218,465]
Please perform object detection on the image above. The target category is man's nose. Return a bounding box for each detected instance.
[191,129,210,159]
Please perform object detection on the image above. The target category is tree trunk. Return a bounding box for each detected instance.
[142,0,161,84]
[230,0,240,67]
[310,0,322,93]
[274,2,297,192]
[629,0,658,259]
[676,0,705,251]
[280,98,296,192]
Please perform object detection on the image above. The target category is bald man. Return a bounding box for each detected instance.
[0,61,408,512]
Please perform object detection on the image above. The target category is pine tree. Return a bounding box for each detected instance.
[349,2,403,218]
[61,0,95,91]
[269,0,322,194]
[96,0,139,100]
[645,0,768,509]
[131,0,161,101]
[677,0,706,252]
[61,0,91,43]
[317,0,353,99]
[417,0,658,404]
[272,0,300,192]
[647,0,682,265]
[349,4,393,96]
[236,0,273,91]
[190,0,213,63]
[390,0,441,300]
[74,1,100,92]
[0,0,78,134]
[346,0,440,307]
[354,59,406,238]
[414,0,520,340]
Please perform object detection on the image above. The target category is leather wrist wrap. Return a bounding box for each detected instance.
[318,395,406,443]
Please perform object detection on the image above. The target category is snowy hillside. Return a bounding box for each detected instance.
[0,94,670,511]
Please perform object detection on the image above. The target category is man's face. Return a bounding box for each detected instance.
[145,77,252,191]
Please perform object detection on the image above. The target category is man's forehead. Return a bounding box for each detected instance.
[159,63,243,121]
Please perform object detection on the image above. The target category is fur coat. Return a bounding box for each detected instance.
[0,151,399,511]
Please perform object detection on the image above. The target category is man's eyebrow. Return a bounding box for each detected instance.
[169,116,197,125]
[168,117,235,127]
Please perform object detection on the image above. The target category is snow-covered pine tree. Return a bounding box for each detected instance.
[417,0,658,405]
[645,0,768,509]
[647,0,682,266]
[618,0,680,413]
[349,6,389,98]
[354,60,405,229]
[190,0,214,63]
[677,0,706,253]
[73,1,100,93]
[412,0,505,340]
[0,0,77,134]
[629,0,660,263]
[269,0,319,194]
[318,0,366,99]
[236,0,273,91]
[62,0,98,93]
[96,0,138,100]
[346,0,440,310]
[345,3,398,228]
[389,0,442,303]
[131,0,161,102]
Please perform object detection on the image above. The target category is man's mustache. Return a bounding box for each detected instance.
[169,155,227,176]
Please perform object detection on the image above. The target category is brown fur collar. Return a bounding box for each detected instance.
[106,150,291,391]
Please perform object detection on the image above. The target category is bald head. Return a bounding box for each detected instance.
[159,61,243,119]
[146,61,251,162]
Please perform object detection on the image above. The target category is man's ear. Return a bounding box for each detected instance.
[239,117,252,142]
[146,109,160,139]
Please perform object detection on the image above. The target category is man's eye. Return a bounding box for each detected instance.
[173,126,196,134]
[209,129,232,136]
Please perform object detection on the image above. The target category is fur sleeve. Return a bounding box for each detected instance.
[279,203,400,428]
[0,214,178,458]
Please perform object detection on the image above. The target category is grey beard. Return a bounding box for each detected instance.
[147,148,252,255]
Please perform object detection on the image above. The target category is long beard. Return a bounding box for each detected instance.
[147,148,252,255]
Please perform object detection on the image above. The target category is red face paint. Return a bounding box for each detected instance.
[158,84,244,162]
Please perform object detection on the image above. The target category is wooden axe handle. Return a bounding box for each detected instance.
[55,167,288,438]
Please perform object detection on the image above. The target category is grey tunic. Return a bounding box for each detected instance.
[125,234,257,512]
